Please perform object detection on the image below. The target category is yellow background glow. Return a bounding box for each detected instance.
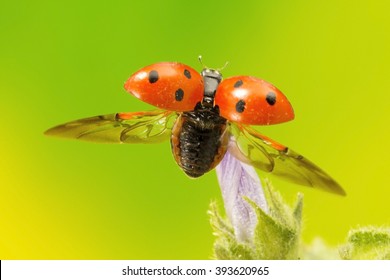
[0,0,389,259]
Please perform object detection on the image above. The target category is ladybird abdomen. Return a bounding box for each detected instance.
[171,110,228,178]
[180,121,219,177]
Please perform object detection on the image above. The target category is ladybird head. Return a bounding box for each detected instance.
[201,68,223,83]
[198,55,228,83]
[198,56,227,108]
[199,68,221,108]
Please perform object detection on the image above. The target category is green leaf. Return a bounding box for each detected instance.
[209,181,303,259]
[208,201,255,260]
[249,181,303,259]
[262,179,303,230]
[339,227,390,260]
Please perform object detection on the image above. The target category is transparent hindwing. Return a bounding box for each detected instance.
[45,110,178,144]
[228,122,346,195]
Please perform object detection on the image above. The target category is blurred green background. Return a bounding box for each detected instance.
[1,0,389,259]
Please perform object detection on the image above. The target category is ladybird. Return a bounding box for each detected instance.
[45,58,345,195]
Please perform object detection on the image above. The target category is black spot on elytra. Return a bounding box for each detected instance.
[234,80,243,88]
[235,100,246,113]
[184,69,191,79]
[148,70,159,83]
[175,88,184,101]
[266,92,276,105]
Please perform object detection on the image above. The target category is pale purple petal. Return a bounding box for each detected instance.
[216,149,268,243]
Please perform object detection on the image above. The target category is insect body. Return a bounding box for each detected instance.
[171,104,228,178]
[45,60,345,195]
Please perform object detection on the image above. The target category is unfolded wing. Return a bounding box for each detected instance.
[228,123,346,195]
[45,110,177,144]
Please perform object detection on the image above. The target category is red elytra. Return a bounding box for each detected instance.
[124,62,204,112]
[215,76,295,125]
[125,64,294,126]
